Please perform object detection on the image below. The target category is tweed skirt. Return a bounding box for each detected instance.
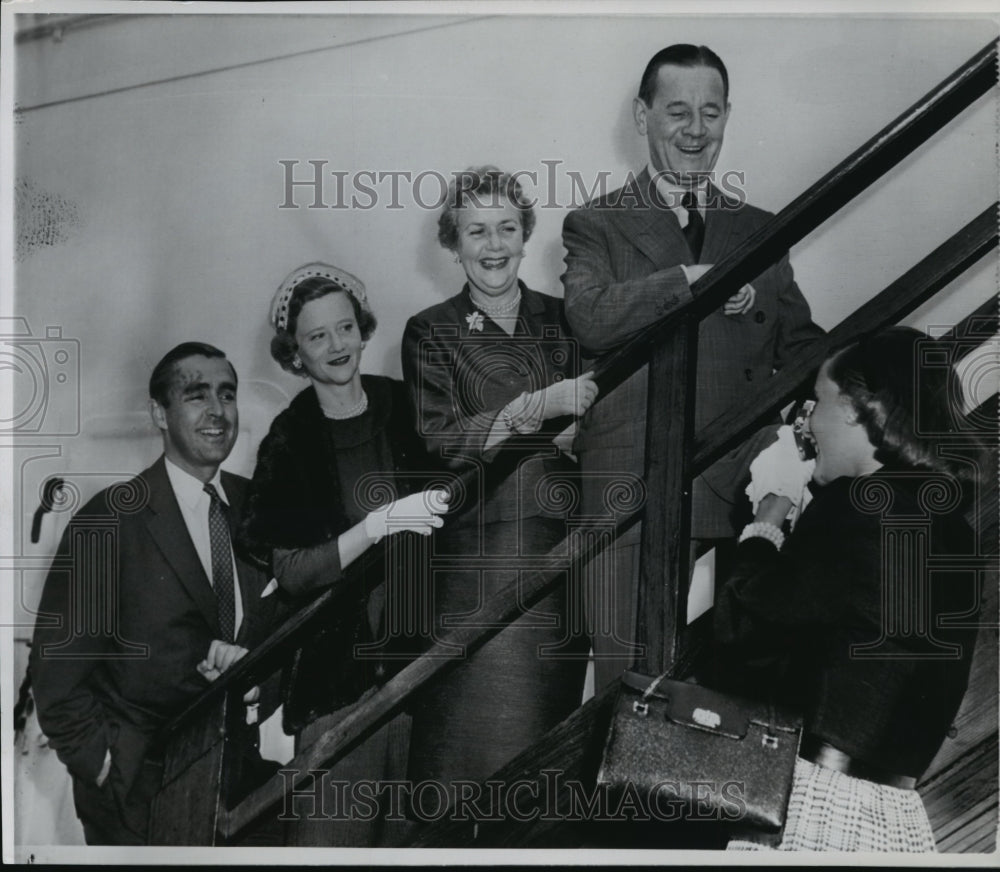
[728,757,936,853]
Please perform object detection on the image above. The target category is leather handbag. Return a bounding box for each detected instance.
[597,670,802,832]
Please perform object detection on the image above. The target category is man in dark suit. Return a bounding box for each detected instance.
[562,44,824,689]
[30,342,280,845]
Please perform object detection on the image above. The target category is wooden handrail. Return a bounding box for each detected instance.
[942,295,998,344]
[162,38,998,743]
[693,204,998,474]
[217,262,997,836]
[218,514,639,836]
[163,197,996,746]
[156,41,998,843]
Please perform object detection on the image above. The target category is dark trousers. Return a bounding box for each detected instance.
[72,758,164,846]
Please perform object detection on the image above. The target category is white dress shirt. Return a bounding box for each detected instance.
[164,457,243,636]
[649,162,707,228]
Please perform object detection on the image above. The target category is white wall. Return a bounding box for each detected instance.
[6,9,998,847]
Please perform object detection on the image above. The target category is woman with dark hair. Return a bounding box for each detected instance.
[713,326,983,852]
[240,262,448,846]
[400,166,599,788]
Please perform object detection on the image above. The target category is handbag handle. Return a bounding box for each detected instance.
[640,671,669,702]
[637,670,781,743]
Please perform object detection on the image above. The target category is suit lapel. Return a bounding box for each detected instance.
[608,169,694,270]
[142,457,220,635]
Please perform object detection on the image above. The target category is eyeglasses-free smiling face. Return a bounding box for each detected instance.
[455,198,525,299]
[634,63,730,183]
[293,291,364,388]
[151,355,239,482]
[805,363,863,485]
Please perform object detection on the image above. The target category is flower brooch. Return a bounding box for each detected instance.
[465,311,485,332]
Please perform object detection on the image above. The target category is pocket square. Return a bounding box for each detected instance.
[260,578,279,598]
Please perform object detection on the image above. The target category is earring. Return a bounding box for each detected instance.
[292,356,303,370]
[453,254,460,264]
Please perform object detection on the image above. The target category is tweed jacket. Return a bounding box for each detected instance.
[562,168,824,537]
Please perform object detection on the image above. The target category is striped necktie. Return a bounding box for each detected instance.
[204,483,236,641]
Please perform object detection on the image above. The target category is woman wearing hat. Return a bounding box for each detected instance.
[240,262,448,846]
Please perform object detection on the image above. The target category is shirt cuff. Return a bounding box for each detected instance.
[96,748,112,786]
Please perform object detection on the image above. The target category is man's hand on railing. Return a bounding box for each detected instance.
[681,263,756,315]
[723,283,756,316]
[197,640,259,704]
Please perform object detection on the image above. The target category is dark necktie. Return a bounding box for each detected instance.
[681,190,705,263]
[204,483,236,641]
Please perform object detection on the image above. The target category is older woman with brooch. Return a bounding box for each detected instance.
[401,166,599,791]
[239,262,448,846]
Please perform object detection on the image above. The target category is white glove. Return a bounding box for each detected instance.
[364,488,449,543]
[745,425,815,528]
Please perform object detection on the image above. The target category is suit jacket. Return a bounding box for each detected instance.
[30,457,278,794]
[561,169,824,538]
[401,282,577,527]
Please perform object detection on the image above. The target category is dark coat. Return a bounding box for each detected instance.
[237,374,432,732]
[400,282,578,528]
[712,468,979,777]
[238,374,429,561]
[30,458,278,795]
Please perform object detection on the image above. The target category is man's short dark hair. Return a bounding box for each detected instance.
[149,342,235,406]
[638,44,729,106]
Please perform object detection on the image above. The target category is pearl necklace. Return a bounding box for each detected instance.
[470,288,521,317]
[321,390,369,420]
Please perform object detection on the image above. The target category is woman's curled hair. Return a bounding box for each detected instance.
[826,326,983,481]
[437,165,536,252]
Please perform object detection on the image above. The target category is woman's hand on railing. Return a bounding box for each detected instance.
[495,373,599,438]
[364,488,450,543]
[528,371,599,422]
[543,371,599,418]
[745,425,815,528]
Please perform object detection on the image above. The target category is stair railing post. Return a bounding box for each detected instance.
[635,317,698,676]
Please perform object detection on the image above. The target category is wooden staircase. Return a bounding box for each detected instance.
[150,40,1000,851]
